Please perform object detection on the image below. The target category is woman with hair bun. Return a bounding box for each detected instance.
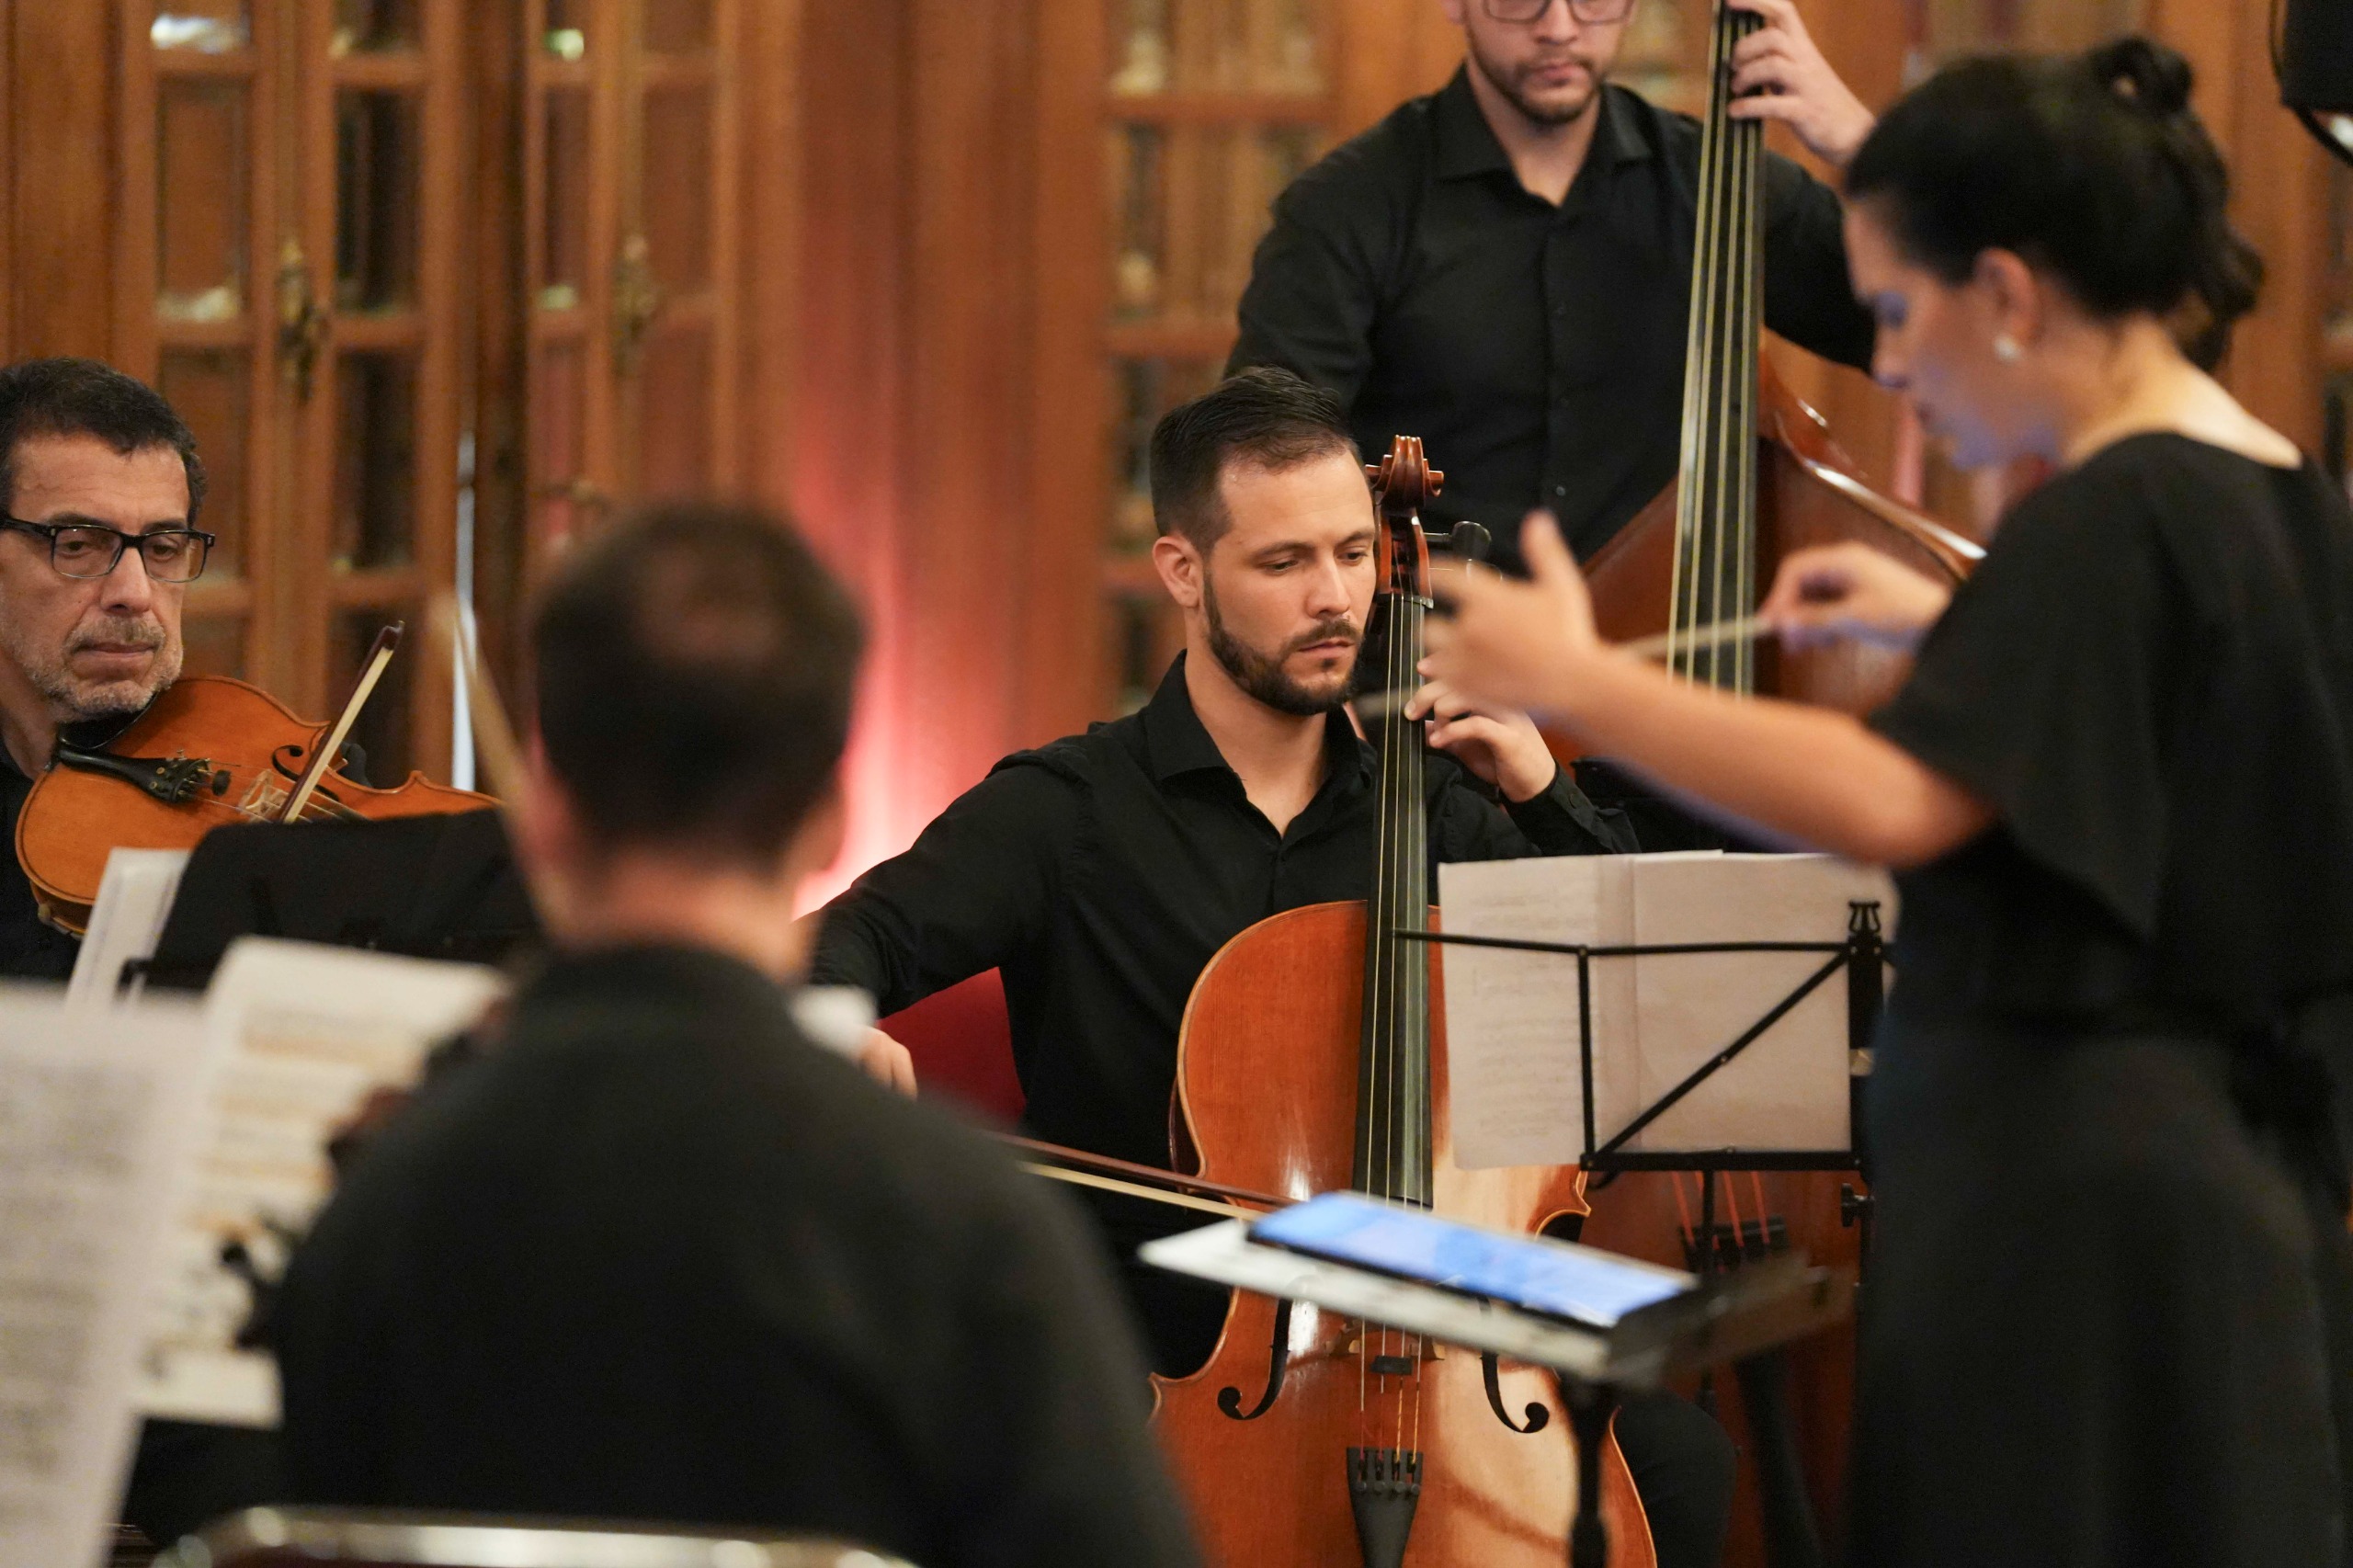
[1427,34,2353,1566]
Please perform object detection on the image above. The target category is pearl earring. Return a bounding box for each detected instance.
[1993,335,2023,363]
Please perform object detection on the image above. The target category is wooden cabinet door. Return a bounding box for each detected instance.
[116,0,289,700]
[116,0,465,782]
[521,0,742,566]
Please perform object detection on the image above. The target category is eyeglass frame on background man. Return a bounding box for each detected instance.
[0,517,215,584]
[1480,0,1634,25]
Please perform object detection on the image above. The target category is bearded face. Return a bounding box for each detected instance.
[0,436,189,733]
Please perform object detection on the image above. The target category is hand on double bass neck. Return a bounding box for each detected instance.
[1724,0,1876,169]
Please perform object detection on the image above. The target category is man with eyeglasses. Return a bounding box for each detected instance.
[1229,0,1877,575]
[0,357,289,1550]
[0,357,214,980]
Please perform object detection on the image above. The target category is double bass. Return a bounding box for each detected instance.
[1150,438,1654,1568]
[1568,6,1981,1562]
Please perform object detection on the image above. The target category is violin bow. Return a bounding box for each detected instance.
[278,623,402,824]
[426,592,528,804]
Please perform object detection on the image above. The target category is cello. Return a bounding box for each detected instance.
[1149,437,1654,1568]
[1565,6,1980,1562]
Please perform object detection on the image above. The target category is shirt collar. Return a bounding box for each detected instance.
[1432,68,1654,184]
[1139,653,1369,792]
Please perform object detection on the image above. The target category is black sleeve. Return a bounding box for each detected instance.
[1225,155,1396,401]
[949,1180,1205,1568]
[1869,464,2181,937]
[1760,151,1873,371]
[809,759,1082,1015]
[1432,760,1639,864]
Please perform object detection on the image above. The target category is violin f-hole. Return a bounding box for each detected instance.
[1215,1297,1294,1421]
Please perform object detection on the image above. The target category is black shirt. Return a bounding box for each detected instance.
[811,654,1633,1167]
[275,944,1201,1568]
[1870,434,2353,1029]
[1228,71,1874,568]
[0,752,78,979]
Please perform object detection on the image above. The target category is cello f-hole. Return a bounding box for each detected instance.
[1482,1351,1552,1435]
[1216,1297,1295,1421]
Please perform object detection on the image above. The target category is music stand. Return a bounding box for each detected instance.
[1404,898,1886,1568]
[1142,1216,1849,1568]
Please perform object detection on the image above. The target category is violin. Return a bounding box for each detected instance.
[17,625,494,934]
[1148,438,1654,1568]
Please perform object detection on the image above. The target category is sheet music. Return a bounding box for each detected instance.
[1438,854,1893,1168]
[0,988,216,1568]
[65,849,191,1008]
[1631,856,1887,1152]
[142,938,506,1427]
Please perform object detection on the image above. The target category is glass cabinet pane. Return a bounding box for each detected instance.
[156,349,250,581]
[157,80,251,323]
[531,342,589,546]
[331,609,415,780]
[540,87,592,309]
[642,87,713,292]
[1112,127,1314,322]
[153,4,251,54]
[1111,0,1172,94]
[636,330,712,495]
[1110,358,1219,551]
[331,352,417,569]
[643,0,713,54]
[1120,0,1321,93]
[1109,126,1165,319]
[332,0,421,53]
[335,91,422,311]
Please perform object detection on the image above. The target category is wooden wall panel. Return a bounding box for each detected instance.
[792,0,919,883]
[13,1,114,361]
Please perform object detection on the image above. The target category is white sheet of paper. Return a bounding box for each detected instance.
[1438,855,1634,1171]
[1629,855,1891,1152]
[141,938,506,1427]
[0,987,217,1568]
[65,849,192,1009]
[1438,853,1893,1168]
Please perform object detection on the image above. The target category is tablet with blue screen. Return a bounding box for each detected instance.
[1249,1192,1691,1330]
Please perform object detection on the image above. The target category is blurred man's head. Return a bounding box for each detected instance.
[1440,0,1634,130]
[0,359,208,759]
[1149,368,1372,717]
[519,503,865,970]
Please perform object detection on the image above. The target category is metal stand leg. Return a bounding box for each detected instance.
[1558,1374,1620,1568]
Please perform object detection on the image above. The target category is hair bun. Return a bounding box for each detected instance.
[2086,35,2195,118]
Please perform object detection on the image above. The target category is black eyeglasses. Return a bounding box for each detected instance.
[0,517,215,584]
[1482,0,1634,22]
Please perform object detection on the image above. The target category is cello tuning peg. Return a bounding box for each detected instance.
[1447,521,1492,564]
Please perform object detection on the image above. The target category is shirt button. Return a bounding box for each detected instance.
[1553,484,1569,498]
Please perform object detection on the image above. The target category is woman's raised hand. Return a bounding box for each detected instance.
[1760,541,1953,654]
[1423,512,1605,716]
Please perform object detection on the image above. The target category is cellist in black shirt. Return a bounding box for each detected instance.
[1229,0,1880,572]
[813,369,1737,1568]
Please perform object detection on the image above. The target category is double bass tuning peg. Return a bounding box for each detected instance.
[1446,521,1491,565]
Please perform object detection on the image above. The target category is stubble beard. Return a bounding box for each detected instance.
[1467,34,1605,129]
[1,613,180,726]
[1202,577,1359,718]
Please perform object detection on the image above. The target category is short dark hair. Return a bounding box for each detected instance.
[1846,36,2260,370]
[529,502,866,864]
[0,358,208,521]
[1149,367,1358,551]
